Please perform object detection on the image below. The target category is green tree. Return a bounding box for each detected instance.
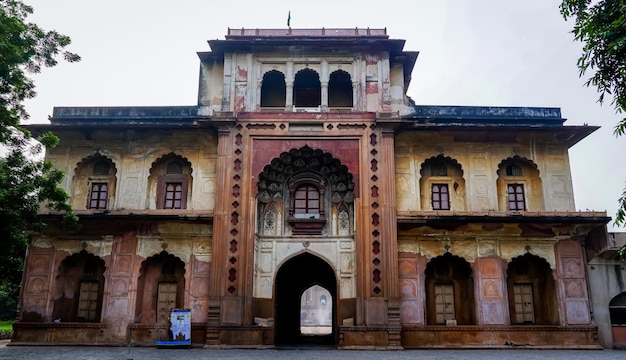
[560,0,626,257]
[0,0,79,318]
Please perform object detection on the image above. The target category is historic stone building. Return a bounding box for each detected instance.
[14,28,612,349]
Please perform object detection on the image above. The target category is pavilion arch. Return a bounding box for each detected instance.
[52,250,106,322]
[260,70,286,108]
[506,253,559,325]
[496,156,543,212]
[328,70,353,108]
[147,153,193,209]
[419,154,466,211]
[274,251,337,345]
[294,68,321,107]
[134,251,186,324]
[256,145,355,236]
[424,252,476,325]
[72,153,118,210]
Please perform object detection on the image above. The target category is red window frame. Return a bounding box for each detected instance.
[164,182,183,209]
[507,183,526,211]
[88,182,108,209]
[432,183,450,210]
[157,174,188,209]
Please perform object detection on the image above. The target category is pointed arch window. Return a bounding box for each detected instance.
[294,69,321,107]
[261,70,287,108]
[328,70,353,108]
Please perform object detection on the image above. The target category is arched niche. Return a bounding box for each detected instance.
[424,252,475,325]
[147,153,193,209]
[419,154,466,211]
[496,156,543,212]
[72,154,118,210]
[134,251,186,324]
[52,250,106,322]
[506,253,559,325]
[256,146,355,236]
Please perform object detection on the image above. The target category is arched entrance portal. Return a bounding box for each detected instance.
[275,252,337,346]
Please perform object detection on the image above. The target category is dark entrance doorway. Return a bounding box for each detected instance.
[275,252,337,346]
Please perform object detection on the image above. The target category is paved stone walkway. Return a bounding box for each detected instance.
[0,343,624,360]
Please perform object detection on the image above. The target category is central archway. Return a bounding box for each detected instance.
[275,252,337,346]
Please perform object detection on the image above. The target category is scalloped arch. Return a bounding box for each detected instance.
[74,153,117,175]
[59,250,107,274]
[329,69,352,79]
[425,252,472,273]
[496,155,540,176]
[294,67,320,77]
[256,145,354,203]
[149,152,193,176]
[139,251,186,276]
[419,154,464,176]
[262,69,286,79]
[507,252,552,272]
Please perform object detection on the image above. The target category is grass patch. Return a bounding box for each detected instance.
[0,321,12,331]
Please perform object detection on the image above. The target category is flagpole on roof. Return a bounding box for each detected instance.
[287,10,291,28]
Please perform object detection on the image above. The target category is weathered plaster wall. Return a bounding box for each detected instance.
[397,229,591,327]
[22,223,212,341]
[46,129,218,211]
[198,51,411,114]
[198,59,225,114]
[253,237,355,300]
[588,233,626,348]
[395,132,575,212]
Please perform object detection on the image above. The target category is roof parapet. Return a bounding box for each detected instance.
[226,27,388,39]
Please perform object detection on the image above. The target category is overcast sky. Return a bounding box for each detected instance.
[22,0,626,231]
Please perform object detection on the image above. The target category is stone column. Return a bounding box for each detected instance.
[285,61,294,111]
[285,82,293,110]
[321,82,329,111]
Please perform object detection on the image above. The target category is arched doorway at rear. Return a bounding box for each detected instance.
[274,252,337,347]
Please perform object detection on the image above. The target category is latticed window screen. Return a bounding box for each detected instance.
[507,183,526,211]
[506,164,523,176]
[432,184,450,210]
[92,161,110,176]
[157,282,177,324]
[166,161,183,174]
[164,182,183,209]
[513,283,535,324]
[434,284,455,324]
[88,183,108,209]
[294,185,320,216]
[77,280,99,321]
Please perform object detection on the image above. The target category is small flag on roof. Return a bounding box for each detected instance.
[287,11,291,27]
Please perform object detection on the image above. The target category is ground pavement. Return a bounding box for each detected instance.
[1,341,625,360]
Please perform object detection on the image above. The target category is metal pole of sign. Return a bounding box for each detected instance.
[127,327,133,360]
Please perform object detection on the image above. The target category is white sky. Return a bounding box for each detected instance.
[22,0,626,230]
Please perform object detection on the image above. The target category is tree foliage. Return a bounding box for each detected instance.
[0,0,79,315]
[560,1,626,245]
